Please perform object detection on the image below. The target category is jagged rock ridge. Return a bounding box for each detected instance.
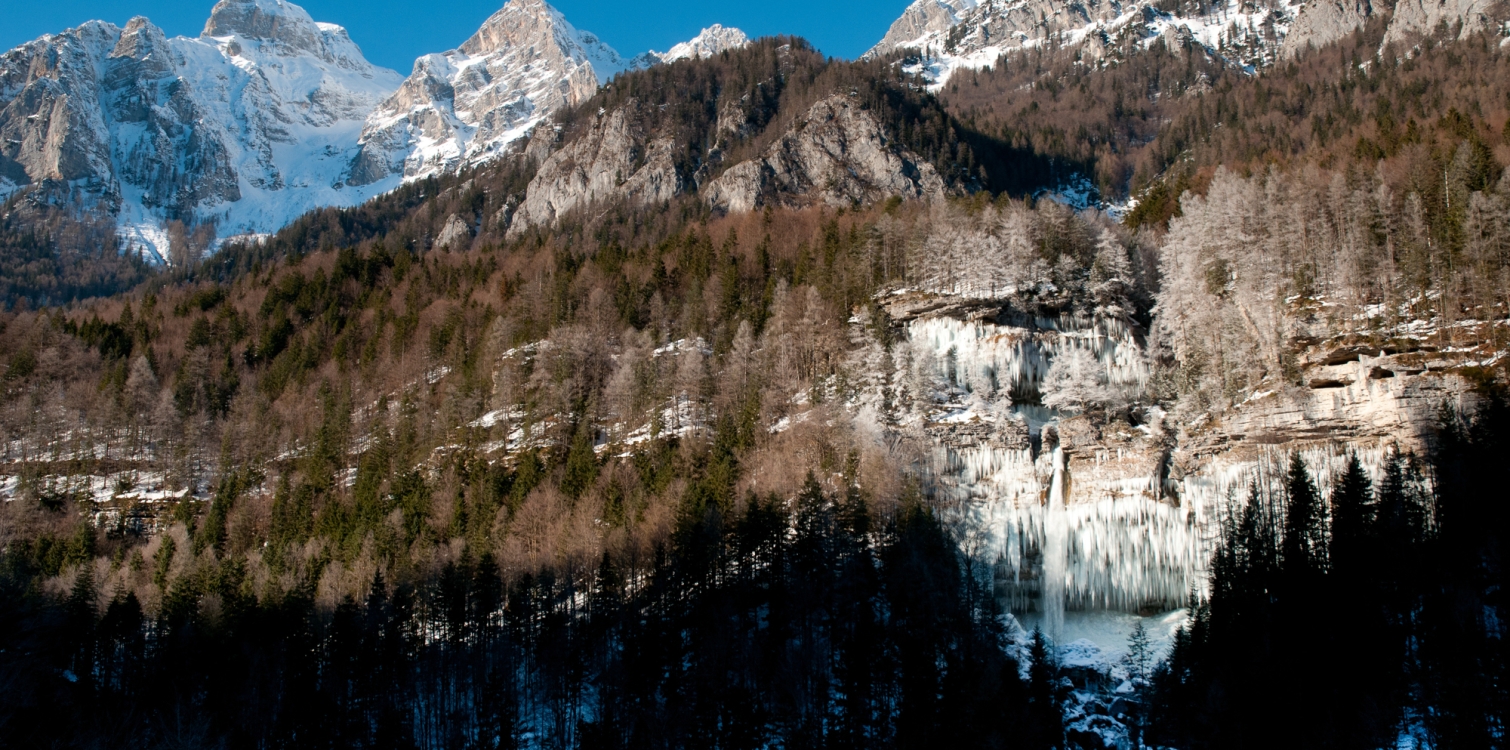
[629,24,751,68]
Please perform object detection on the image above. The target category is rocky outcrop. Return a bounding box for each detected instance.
[435,213,474,248]
[0,22,119,192]
[507,104,681,233]
[701,96,946,213]
[348,0,623,186]
[509,93,949,232]
[1281,0,1373,57]
[1185,343,1477,456]
[1282,0,1508,57]
[868,0,981,57]
[1383,0,1506,47]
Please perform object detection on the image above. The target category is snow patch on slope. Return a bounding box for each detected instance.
[883,0,1302,90]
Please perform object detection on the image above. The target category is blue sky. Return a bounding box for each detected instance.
[3,0,910,71]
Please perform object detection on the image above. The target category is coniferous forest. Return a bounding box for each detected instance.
[3,3,1510,749]
[1149,405,1509,749]
[3,475,1058,749]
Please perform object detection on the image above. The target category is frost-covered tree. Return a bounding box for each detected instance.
[1091,228,1134,316]
[913,201,1048,298]
[1041,346,1107,413]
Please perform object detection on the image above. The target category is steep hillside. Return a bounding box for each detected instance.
[929,15,1510,203]
[197,37,1063,265]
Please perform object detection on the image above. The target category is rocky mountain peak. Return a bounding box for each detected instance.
[461,0,588,59]
[202,0,321,47]
[660,24,750,62]
[106,17,176,87]
[868,0,979,58]
[0,0,405,258]
[348,0,626,186]
[111,17,171,62]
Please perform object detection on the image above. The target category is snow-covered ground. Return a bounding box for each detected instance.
[1019,607,1189,657]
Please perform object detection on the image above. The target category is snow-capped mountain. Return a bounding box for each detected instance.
[0,0,404,259]
[0,0,746,259]
[347,0,625,185]
[870,0,1508,90]
[351,10,749,186]
[628,24,751,68]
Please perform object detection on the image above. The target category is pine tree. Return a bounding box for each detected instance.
[1281,453,1326,581]
[1328,453,1374,579]
[65,564,98,690]
[1027,626,1063,749]
[1126,620,1152,683]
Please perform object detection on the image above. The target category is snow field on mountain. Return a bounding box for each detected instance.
[894,0,1302,90]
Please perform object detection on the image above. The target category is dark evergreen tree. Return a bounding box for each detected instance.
[1327,454,1374,580]
[1281,452,1327,583]
[1026,627,1063,749]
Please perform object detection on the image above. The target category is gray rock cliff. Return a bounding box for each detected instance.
[702,96,946,214]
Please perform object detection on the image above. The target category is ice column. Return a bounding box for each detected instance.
[1043,444,1068,639]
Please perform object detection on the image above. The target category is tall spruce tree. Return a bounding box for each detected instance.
[1282,453,1327,582]
[1026,627,1063,750]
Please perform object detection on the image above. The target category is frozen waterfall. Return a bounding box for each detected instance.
[899,311,1405,626]
[1043,445,1068,638]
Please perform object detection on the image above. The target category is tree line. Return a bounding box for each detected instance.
[0,473,1067,749]
[1149,402,1509,749]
